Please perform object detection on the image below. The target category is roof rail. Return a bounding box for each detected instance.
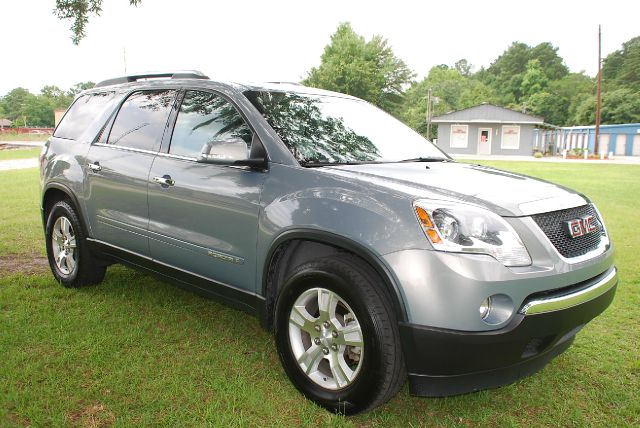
[266,81,302,86]
[95,70,209,88]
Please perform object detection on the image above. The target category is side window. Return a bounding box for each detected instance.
[107,90,177,151]
[54,92,116,140]
[169,90,252,158]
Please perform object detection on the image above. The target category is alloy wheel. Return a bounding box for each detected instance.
[51,216,77,276]
[288,287,365,390]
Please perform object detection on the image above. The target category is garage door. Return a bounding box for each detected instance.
[598,134,610,155]
[633,135,640,156]
[615,135,627,156]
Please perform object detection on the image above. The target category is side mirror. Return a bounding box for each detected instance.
[198,137,248,162]
[197,137,267,169]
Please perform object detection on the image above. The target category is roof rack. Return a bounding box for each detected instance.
[266,81,302,86]
[95,70,209,88]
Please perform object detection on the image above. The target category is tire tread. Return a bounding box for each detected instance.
[45,200,106,288]
[276,252,406,414]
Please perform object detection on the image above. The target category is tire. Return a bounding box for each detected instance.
[45,200,106,288]
[274,254,405,414]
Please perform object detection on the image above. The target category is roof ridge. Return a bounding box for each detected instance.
[432,103,544,123]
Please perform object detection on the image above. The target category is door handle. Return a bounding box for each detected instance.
[152,175,175,187]
[87,161,102,172]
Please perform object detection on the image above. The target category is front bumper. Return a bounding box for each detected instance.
[400,266,617,397]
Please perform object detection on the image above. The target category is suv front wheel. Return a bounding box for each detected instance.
[45,200,106,287]
[274,255,405,414]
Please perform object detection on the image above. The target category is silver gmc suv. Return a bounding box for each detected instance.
[40,71,617,414]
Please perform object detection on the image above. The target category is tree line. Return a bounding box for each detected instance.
[305,23,640,138]
[2,23,637,133]
[0,83,94,128]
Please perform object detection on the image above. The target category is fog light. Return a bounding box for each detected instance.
[479,294,514,325]
[479,297,492,319]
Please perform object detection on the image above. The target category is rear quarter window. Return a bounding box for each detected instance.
[54,92,117,140]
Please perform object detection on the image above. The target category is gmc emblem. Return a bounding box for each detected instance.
[564,215,598,239]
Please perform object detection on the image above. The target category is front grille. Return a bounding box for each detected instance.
[532,204,602,258]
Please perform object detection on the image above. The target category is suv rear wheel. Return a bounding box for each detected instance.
[45,200,106,287]
[274,255,405,414]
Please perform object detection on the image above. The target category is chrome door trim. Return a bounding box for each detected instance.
[93,142,157,156]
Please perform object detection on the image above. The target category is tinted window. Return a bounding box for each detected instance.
[169,90,252,158]
[245,91,446,164]
[107,90,177,151]
[54,92,116,140]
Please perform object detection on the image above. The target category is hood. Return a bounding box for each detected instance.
[318,162,588,216]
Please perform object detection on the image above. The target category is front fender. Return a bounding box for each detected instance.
[256,163,425,322]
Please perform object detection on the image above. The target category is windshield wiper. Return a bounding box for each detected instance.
[396,157,452,163]
[299,160,383,168]
[299,157,452,167]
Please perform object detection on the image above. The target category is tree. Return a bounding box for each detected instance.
[0,84,83,127]
[526,91,568,125]
[529,42,569,81]
[0,88,32,123]
[483,41,568,104]
[482,42,531,103]
[304,23,414,114]
[602,36,640,91]
[517,71,595,126]
[549,72,594,125]
[454,59,472,77]
[24,96,55,127]
[41,85,73,110]
[520,59,549,98]
[67,81,96,97]
[399,64,497,137]
[54,0,141,44]
[573,88,640,125]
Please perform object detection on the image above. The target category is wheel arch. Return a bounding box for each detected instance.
[42,182,88,235]
[261,229,408,329]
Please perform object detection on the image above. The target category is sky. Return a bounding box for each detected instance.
[1,0,639,95]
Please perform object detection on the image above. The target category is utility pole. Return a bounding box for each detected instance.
[426,88,432,140]
[595,25,602,156]
[123,47,127,74]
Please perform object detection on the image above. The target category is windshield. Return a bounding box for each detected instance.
[244,90,448,164]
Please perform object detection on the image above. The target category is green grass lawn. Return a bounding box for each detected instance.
[0,148,41,161]
[1,164,638,426]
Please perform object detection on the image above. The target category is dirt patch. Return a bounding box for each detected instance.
[67,403,115,428]
[0,254,49,275]
[3,410,32,427]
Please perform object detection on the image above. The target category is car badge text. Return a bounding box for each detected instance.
[564,215,598,239]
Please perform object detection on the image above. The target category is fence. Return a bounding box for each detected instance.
[0,127,54,135]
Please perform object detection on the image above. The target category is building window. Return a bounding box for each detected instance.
[501,125,520,149]
[450,124,468,148]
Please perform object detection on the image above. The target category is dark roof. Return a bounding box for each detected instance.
[432,104,543,124]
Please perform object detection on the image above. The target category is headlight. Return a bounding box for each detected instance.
[413,200,532,267]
